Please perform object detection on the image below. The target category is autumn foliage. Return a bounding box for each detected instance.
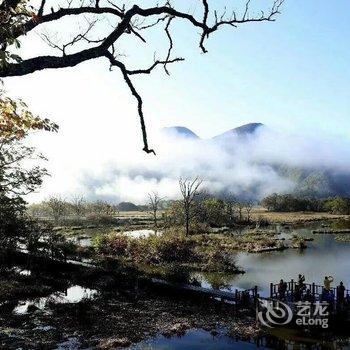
[0,94,58,139]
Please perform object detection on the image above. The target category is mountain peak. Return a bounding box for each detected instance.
[232,122,264,135]
[213,122,264,140]
[161,126,200,139]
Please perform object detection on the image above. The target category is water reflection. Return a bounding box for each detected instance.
[129,329,350,350]
[12,266,32,276]
[56,337,83,350]
[192,272,240,292]
[13,285,98,315]
[123,229,160,239]
[71,229,161,247]
[74,237,92,247]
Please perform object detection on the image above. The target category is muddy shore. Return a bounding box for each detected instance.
[0,264,260,349]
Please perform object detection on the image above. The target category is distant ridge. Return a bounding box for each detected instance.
[159,122,350,198]
[162,123,264,140]
[213,123,264,139]
[118,201,139,211]
[161,126,200,139]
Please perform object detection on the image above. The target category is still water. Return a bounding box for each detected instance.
[13,285,98,315]
[196,223,350,297]
[8,222,350,349]
[129,329,350,350]
[129,222,350,350]
[123,229,159,238]
[71,229,160,247]
[72,223,350,297]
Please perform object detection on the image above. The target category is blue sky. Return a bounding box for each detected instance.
[4,0,350,201]
[6,0,350,140]
[139,0,350,138]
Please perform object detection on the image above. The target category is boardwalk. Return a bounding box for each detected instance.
[269,279,350,304]
[151,278,259,308]
[152,278,350,326]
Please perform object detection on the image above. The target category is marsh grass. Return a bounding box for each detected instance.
[251,208,348,224]
[92,231,244,273]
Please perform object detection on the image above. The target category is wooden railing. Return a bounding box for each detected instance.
[270,279,350,302]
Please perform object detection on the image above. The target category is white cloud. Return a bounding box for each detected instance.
[23,123,350,204]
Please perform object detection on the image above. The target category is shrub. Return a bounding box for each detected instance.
[152,235,198,263]
[108,234,129,256]
[324,197,350,215]
[256,216,270,227]
[127,238,150,263]
[0,194,27,250]
[93,233,129,256]
[93,232,199,264]
[204,247,238,272]
[261,194,325,212]
[163,264,191,284]
[93,233,109,254]
[55,240,77,259]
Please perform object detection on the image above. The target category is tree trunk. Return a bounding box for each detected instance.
[185,212,189,236]
[153,210,157,230]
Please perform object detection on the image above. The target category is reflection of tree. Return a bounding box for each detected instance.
[202,272,237,291]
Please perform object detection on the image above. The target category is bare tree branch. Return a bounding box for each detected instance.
[126,57,184,75]
[105,51,155,155]
[163,16,174,75]
[1,2,284,76]
[0,0,284,154]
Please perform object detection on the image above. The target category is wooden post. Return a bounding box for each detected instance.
[312,283,315,297]
[255,293,260,324]
[336,286,339,304]
[291,279,294,301]
[235,289,238,316]
[270,283,273,298]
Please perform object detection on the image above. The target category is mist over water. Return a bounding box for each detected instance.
[30,124,350,204]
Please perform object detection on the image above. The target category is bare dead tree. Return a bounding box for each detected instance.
[0,0,284,154]
[245,200,254,222]
[46,195,67,224]
[148,191,163,229]
[224,193,237,226]
[89,199,117,216]
[71,195,86,217]
[179,177,202,236]
[235,201,245,223]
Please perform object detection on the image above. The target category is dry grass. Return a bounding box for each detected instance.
[335,235,350,243]
[251,207,349,224]
[117,211,154,219]
[191,232,285,253]
[118,208,348,225]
